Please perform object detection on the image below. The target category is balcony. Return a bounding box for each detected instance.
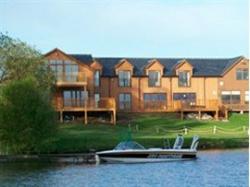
[55,74,87,87]
[143,101,168,111]
[59,97,116,111]
[173,99,219,111]
[222,103,249,111]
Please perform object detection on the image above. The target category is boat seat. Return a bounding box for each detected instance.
[173,135,184,149]
[190,136,199,150]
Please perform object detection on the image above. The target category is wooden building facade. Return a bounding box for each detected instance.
[45,48,249,124]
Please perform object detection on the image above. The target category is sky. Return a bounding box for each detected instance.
[0,0,249,58]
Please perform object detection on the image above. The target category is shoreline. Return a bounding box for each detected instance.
[0,147,248,164]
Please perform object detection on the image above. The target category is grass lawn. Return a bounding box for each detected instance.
[48,113,249,153]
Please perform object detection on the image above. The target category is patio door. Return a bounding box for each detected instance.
[63,90,87,107]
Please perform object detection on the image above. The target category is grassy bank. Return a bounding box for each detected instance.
[46,113,249,153]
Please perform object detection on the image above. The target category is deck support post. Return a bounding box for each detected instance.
[215,110,219,120]
[180,110,184,120]
[84,102,87,125]
[84,110,87,125]
[110,111,113,124]
[84,85,87,125]
[60,111,63,123]
[113,109,116,125]
[225,108,228,120]
[111,110,116,125]
[198,110,201,120]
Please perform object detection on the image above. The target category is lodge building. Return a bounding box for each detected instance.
[45,48,249,124]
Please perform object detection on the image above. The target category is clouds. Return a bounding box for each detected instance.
[0,0,248,57]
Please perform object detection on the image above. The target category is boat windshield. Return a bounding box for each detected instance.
[114,141,145,150]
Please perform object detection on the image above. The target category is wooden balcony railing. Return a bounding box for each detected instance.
[173,99,219,110]
[142,100,220,111]
[56,74,87,87]
[222,103,249,111]
[144,101,167,111]
[57,97,116,111]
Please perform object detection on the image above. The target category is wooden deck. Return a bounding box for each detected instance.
[55,98,248,124]
[171,100,226,120]
[56,98,116,125]
[223,104,249,112]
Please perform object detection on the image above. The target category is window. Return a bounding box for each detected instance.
[178,71,190,87]
[144,93,166,109]
[94,93,100,107]
[221,91,240,104]
[49,60,63,81]
[49,60,79,82]
[65,61,78,82]
[63,90,87,107]
[119,93,131,110]
[148,71,161,87]
[245,91,249,104]
[118,71,131,87]
[94,71,100,87]
[236,69,248,80]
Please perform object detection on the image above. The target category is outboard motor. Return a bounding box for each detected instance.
[173,135,184,149]
[190,136,199,150]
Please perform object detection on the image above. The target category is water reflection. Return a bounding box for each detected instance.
[0,149,248,187]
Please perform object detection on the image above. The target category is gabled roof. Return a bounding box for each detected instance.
[70,54,93,65]
[90,59,103,69]
[44,49,92,69]
[144,59,164,70]
[221,56,245,76]
[45,50,245,77]
[115,59,134,69]
[95,56,244,77]
[173,59,193,70]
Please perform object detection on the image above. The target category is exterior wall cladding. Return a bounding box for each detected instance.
[45,48,249,112]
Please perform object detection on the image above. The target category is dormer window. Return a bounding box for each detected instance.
[118,70,131,87]
[148,71,161,87]
[178,71,190,87]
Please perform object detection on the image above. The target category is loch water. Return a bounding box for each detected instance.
[0,149,248,187]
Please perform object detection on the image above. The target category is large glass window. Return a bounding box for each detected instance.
[118,71,131,87]
[236,69,248,80]
[63,90,87,107]
[148,71,161,87]
[119,93,131,110]
[144,93,166,109]
[94,70,100,87]
[221,91,240,104]
[178,71,190,87]
[49,60,63,81]
[49,60,78,82]
[65,61,78,82]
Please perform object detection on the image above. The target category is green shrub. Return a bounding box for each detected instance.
[0,78,57,154]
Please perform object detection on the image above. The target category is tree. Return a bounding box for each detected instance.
[0,78,57,154]
[0,32,55,91]
[0,33,57,154]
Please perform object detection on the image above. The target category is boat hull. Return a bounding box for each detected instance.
[96,149,197,163]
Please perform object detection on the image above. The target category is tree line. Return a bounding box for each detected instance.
[0,33,57,154]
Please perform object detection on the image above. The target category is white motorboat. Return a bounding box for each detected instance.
[96,135,199,163]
